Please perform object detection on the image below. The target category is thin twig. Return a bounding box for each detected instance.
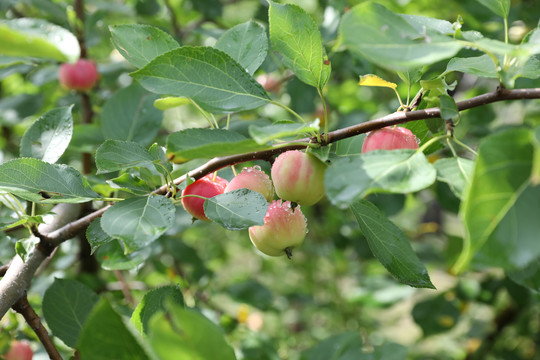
[12,296,62,360]
[113,270,135,306]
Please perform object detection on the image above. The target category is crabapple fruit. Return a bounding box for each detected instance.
[248,200,307,258]
[58,59,99,91]
[5,341,33,360]
[361,126,419,153]
[271,150,327,206]
[181,174,228,221]
[225,166,274,202]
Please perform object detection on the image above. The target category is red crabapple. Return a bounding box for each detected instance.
[58,59,99,91]
[271,150,327,206]
[225,166,274,202]
[5,341,33,360]
[181,174,228,221]
[361,126,419,153]
[248,200,307,258]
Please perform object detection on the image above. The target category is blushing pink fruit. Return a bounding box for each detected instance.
[5,341,33,360]
[361,126,419,153]
[271,150,326,206]
[181,174,228,221]
[248,200,307,258]
[225,166,274,202]
[58,59,99,91]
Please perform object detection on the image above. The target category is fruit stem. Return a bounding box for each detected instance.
[452,137,479,156]
[190,99,219,129]
[270,101,306,123]
[284,247,293,259]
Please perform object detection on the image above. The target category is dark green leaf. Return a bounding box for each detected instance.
[325,150,436,208]
[269,1,330,89]
[439,94,459,120]
[215,20,268,75]
[0,158,99,203]
[101,195,175,252]
[131,46,271,113]
[148,303,236,360]
[455,128,534,273]
[204,189,268,230]
[97,240,152,271]
[351,200,435,289]
[227,280,273,311]
[339,3,462,70]
[412,293,460,336]
[475,185,540,270]
[0,19,79,62]
[86,218,114,254]
[131,285,184,335]
[95,140,155,174]
[78,299,154,360]
[42,278,100,347]
[110,24,180,68]
[101,83,162,146]
[20,106,73,163]
[300,332,362,360]
[167,128,269,162]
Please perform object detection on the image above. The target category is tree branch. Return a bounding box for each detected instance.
[12,296,62,360]
[0,87,539,320]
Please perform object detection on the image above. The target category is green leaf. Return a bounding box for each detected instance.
[100,195,175,252]
[509,260,540,293]
[148,303,236,360]
[97,240,152,271]
[153,97,191,111]
[86,218,114,254]
[42,278,100,348]
[443,54,498,78]
[434,157,474,199]
[476,0,510,18]
[325,150,436,208]
[108,173,152,196]
[412,293,460,336]
[95,140,155,174]
[438,94,459,120]
[0,19,79,62]
[475,185,540,270]
[400,14,455,34]
[131,285,184,335]
[167,128,269,162]
[131,46,271,113]
[101,83,162,146]
[226,280,273,311]
[20,106,73,163]
[339,3,462,70]
[78,299,154,360]
[110,24,180,68]
[454,128,534,273]
[300,332,362,360]
[204,189,268,230]
[248,120,319,145]
[215,20,268,75]
[351,200,435,289]
[15,237,39,262]
[0,158,99,203]
[268,1,330,89]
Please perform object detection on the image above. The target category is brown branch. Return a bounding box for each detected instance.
[113,270,135,306]
[12,296,62,360]
[0,87,539,321]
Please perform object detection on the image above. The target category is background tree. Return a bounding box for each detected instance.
[1,0,540,359]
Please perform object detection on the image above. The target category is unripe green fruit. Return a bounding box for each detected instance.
[271,150,326,206]
[225,166,274,202]
[181,174,228,221]
[5,341,33,360]
[248,200,307,258]
[361,126,419,153]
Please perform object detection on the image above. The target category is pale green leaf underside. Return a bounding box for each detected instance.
[131,46,271,113]
[100,195,176,253]
[204,189,268,230]
[351,200,434,289]
[434,157,474,199]
[325,150,436,208]
[248,120,319,145]
[95,139,155,174]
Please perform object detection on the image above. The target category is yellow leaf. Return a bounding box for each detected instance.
[153,97,191,111]
[358,74,397,89]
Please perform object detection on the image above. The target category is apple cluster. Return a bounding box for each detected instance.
[180,127,418,258]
